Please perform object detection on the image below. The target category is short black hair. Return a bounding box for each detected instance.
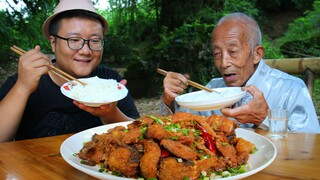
[49,9,105,36]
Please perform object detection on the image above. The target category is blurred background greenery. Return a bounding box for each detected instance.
[0,0,319,115]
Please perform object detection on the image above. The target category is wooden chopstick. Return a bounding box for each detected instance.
[10,46,87,86]
[156,68,217,93]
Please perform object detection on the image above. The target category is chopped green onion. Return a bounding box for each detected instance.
[181,128,189,136]
[140,126,147,133]
[193,132,201,137]
[222,142,228,146]
[163,117,171,121]
[100,163,104,168]
[227,165,247,174]
[112,171,122,176]
[251,147,258,154]
[222,171,231,177]
[149,115,164,125]
[170,136,179,140]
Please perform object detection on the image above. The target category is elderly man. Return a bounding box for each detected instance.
[160,12,319,133]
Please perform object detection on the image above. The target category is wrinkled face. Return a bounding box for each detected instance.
[211,20,260,87]
[50,17,104,78]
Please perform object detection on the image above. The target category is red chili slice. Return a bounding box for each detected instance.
[197,124,216,154]
[160,148,170,158]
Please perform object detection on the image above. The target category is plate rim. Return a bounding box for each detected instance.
[60,122,277,180]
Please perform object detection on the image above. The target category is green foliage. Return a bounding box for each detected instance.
[313,78,320,115]
[276,0,320,57]
[263,36,285,59]
[1,0,318,99]
[0,11,15,64]
[223,0,258,16]
[0,1,56,66]
[256,0,314,11]
[150,21,216,84]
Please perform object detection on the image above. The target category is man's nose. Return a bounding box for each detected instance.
[78,42,91,54]
[221,53,231,68]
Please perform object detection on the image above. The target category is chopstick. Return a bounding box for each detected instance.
[10,45,87,86]
[156,68,218,93]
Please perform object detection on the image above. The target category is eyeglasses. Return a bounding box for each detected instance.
[53,35,104,51]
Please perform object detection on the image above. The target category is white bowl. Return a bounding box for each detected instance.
[60,77,128,107]
[175,87,246,111]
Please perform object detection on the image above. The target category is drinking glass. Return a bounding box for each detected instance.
[268,109,288,138]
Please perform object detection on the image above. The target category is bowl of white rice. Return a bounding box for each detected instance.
[60,76,128,107]
[175,87,246,111]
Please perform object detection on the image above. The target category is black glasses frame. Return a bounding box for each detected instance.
[53,35,104,51]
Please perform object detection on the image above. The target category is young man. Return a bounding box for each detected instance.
[0,0,139,142]
[160,12,319,133]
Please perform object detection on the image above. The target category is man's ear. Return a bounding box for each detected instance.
[253,45,264,65]
[49,36,56,53]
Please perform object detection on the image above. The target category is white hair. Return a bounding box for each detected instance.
[216,12,262,52]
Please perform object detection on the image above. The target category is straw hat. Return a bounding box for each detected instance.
[42,0,108,40]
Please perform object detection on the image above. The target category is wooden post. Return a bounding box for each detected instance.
[265,58,320,74]
[305,69,314,97]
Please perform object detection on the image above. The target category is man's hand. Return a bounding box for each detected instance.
[221,85,269,126]
[73,78,133,123]
[73,100,118,117]
[16,45,51,94]
[162,72,189,111]
[73,79,127,117]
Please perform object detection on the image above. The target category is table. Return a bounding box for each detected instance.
[0,130,319,179]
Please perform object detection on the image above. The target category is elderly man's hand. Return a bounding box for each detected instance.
[220,85,269,126]
[162,72,189,111]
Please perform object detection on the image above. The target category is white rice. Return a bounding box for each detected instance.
[177,87,243,102]
[69,76,121,102]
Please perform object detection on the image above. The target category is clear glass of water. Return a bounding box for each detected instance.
[268,109,289,138]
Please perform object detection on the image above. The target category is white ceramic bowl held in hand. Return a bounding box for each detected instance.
[175,87,246,111]
[61,76,128,107]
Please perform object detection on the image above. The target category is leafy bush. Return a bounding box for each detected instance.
[263,36,285,59]
[276,0,320,57]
